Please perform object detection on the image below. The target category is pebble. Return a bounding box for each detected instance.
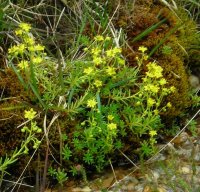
[151,170,160,181]
[157,186,167,192]
[126,182,135,191]
[72,186,92,192]
[189,75,200,89]
[61,128,200,191]
[180,166,192,174]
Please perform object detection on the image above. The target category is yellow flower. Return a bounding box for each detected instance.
[142,77,148,82]
[15,29,23,36]
[106,47,121,57]
[28,46,35,52]
[136,101,141,106]
[106,67,116,76]
[146,62,163,79]
[87,98,97,108]
[144,85,159,93]
[94,80,102,87]
[8,45,19,55]
[18,44,26,54]
[106,49,115,57]
[162,88,169,95]
[105,36,111,41]
[166,102,172,108]
[143,55,149,60]
[93,57,103,65]
[144,85,149,91]
[94,35,104,41]
[24,37,35,45]
[35,44,45,51]
[156,102,160,107]
[83,47,88,52]
[147,98,155,107]
[154,110,159,115]
[32,57,43,64]
[138,46,147,53]
[24,108,37,120]
[107,123,117,130]
[18,60,28,70]
[107,115,114,121]
[170,86,176,92]
[84,67,93,75]
[149,130,157,137]
[159,78,167,85]
[19,23,31,32]
[117,57,125,65]
[113,47,122,54]
[8,44,26,55]
[91,48,101,56]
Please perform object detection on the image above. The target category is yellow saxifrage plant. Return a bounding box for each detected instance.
[6,24,177,177]
[8,23,45,70]
[0,108,42,187]
[64,35,176,172]
[8,23,46,108]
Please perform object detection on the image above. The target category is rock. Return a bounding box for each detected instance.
[173,132,189,146]
[129,177,139,185]
[182,140,193,149]
[72,186,91,192]
[180,166,192,174]
[135,184,144,192]
[151,171,160,181]
[193,145,200,162]
[166,143,176,153]
[143,185,151,192]
[72,187,83,192]
[157,186,167,192]
[189,75,200,89]
[177,148,192,158]
[82,186,92,192]
[100,175,114,188]
[126,182,135,191]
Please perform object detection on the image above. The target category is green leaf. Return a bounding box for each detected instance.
[132,18,167,42]
[10,62,27,89]
[62,144,72,160]
[56,169,68,185]
[29,82,47,109]
[148,23,183,57]
[83,152,94,164]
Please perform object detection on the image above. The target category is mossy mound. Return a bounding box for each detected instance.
[113,0,199,119]
[1,0,199,188]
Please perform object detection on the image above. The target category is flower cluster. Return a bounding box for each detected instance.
[136,47,176,112]
[107,114,117,136]
[149,130,157,146]
[24,108,37,120]
[87,98,97,108]
[146,62,163,79]
[133,46,177,141]
[107,123,117,130]
[21,108,42,153]
[8,22,46,70]
[83,35,125,90]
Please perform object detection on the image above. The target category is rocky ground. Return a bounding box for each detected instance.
[52,113,200,192]
[4,112,200,192]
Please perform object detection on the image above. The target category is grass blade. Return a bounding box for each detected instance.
[148,23,183,57]
[132,18,167,43]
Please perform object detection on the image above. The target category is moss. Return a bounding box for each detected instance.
[158,54,190,117]
[115,0,198,120]
[0,102,25,156]
[0,68,36,101]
